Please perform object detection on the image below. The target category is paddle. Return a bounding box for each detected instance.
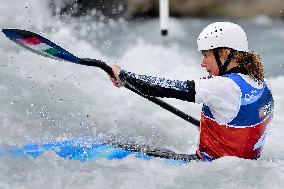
[2,29,200,127]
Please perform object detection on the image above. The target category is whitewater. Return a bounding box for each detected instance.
[0,0,283,188]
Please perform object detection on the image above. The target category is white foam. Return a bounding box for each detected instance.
[0,1,284,188]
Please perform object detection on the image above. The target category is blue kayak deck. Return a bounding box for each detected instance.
[0,138,199,163]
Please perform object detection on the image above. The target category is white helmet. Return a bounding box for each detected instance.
[197,22,248,52]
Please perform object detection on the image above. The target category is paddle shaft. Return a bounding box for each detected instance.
[81,59,200,127]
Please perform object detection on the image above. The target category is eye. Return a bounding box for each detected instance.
[202,52,208,59]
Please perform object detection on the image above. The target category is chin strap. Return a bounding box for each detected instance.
[213,49,236,76]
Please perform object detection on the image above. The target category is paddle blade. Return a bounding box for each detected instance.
[2,29,82,63]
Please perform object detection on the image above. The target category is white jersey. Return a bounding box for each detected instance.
[195,74,264,124]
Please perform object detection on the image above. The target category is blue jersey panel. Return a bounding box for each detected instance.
[223,74,274,127]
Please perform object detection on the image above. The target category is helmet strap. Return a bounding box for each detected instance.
[213,49,236,76]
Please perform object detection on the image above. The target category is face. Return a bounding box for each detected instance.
[201,50,219,76]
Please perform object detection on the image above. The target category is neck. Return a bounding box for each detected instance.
[224,65,248,75]
[225,60,239,71]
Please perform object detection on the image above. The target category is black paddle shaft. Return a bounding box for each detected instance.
[81,58,200,127]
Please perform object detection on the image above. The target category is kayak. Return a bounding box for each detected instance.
[0,137,199,164]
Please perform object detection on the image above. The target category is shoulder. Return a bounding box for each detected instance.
[195,75,242,123]
[195,75,240,98]
[195,75,241,104]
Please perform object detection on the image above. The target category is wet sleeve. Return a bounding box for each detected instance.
[119,70,196,102]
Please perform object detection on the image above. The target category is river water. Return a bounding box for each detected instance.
[0,0,284,188]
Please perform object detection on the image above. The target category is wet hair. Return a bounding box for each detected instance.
[217,48,265,84]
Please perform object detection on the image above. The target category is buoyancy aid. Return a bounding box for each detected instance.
[197,73,274,161]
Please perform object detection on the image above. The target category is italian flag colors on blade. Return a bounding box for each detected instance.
[19,36,59,56]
